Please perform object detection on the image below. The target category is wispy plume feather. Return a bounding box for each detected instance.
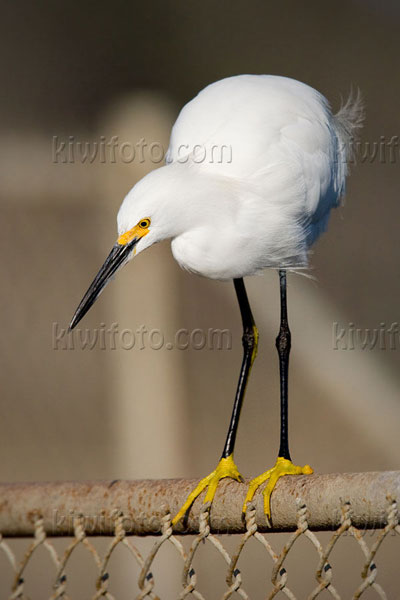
[334,87,365,163]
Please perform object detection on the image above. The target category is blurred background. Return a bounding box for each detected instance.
[0,0,399,597]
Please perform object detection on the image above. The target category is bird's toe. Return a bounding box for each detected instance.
[243,457,314,522]
[172,454,243,526]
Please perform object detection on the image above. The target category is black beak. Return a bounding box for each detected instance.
[69,240,137,331]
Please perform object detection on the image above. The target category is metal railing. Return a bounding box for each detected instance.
[0,472,399,599]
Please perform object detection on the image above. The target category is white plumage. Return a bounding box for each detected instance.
[69,75,364,520]
[117,74,362,280]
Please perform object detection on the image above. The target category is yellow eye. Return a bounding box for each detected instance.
[138,218,150,229]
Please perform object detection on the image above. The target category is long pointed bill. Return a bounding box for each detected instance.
[69,239,138,330]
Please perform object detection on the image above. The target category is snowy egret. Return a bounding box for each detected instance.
[69,75,363,524]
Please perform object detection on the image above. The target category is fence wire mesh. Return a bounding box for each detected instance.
[0,474,399,600]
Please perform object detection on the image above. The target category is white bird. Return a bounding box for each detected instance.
[69,75,363,525]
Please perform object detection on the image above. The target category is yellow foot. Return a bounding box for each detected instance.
[172,454,243,526]
[243,457,313,520]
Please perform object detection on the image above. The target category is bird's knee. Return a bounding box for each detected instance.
[276,325,291,356]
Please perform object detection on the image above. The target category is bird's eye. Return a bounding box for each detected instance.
[139,218,150,229]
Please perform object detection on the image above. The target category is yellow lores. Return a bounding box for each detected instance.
[117,218,151,246]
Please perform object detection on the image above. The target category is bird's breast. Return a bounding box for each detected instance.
[170,219,308,280]
[171,230,236,280]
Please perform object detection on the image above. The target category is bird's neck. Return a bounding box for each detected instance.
[159,163,239,237]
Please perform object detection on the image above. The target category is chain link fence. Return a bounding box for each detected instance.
[0,472,399,599]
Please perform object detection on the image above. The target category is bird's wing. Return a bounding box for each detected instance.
[167,75,346,229]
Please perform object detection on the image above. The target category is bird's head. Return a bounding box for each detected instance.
[69,166,186,330]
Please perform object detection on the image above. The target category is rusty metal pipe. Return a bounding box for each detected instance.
[0,472,398,537]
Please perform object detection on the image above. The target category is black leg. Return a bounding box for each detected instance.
[221,278,258,459]
[243,270,312,519]
[276,269,291,461]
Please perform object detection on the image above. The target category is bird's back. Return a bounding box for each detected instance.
[167,75,363,256]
